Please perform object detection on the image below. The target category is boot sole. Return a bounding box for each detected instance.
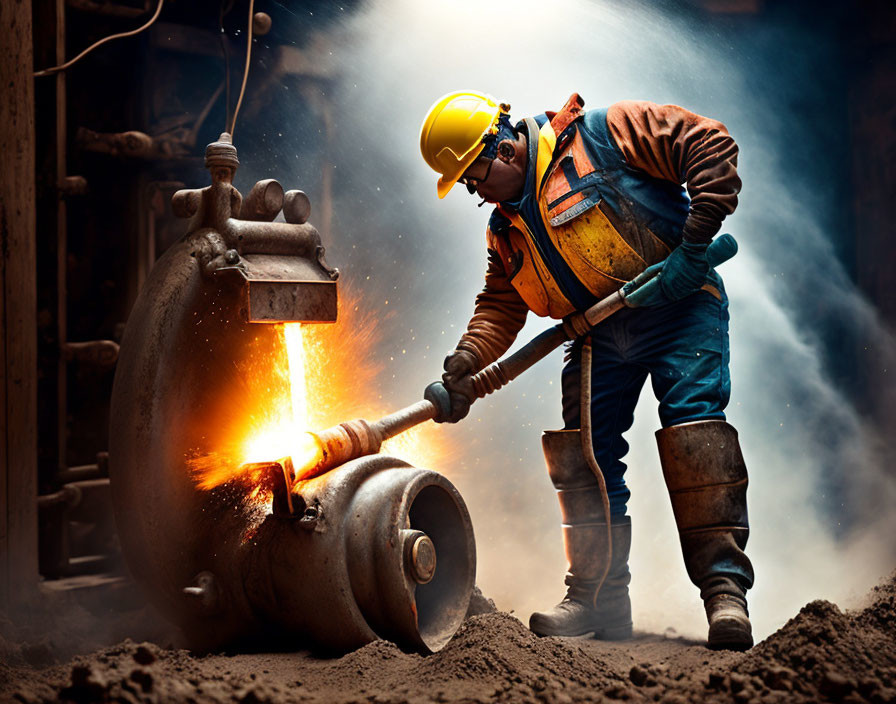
[530,617,633,640]
[593,623,633,641]
[529,618,598,638]
[707,620,753,651]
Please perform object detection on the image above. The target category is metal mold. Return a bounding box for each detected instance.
[244,456,475,653]
[108,135,474,653]
[173,132,338,324]
[240,255,338,323]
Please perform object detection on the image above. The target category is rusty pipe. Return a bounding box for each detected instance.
[303,400,440,480]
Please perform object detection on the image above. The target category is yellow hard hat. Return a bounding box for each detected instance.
[419,91,506,199]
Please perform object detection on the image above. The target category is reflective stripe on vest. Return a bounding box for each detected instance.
[535,120,558,197]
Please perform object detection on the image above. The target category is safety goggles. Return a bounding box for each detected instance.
[459,158,494,194]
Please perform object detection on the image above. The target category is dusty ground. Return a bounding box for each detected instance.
[1,574,894,704]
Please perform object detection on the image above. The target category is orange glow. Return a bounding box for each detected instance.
[188,285,449,504]
[238,324,322,476]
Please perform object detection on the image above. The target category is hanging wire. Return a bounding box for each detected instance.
[229,0,256,138]
[34,0,165,77]
[218,0,235,132]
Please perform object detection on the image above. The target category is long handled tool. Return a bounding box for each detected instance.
[295,235,738,481]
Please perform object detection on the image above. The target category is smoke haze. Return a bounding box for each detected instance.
[266,0,896,640]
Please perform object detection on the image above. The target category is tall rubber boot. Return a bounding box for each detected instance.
[529,430,632,639]
[656,420,755,651]
[593,517,632,640]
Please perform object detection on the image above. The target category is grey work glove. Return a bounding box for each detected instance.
[436,349,478,424]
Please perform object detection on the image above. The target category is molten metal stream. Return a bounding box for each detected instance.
[190,292,449,497]
[233,315,441,487]
[236,324,324,482]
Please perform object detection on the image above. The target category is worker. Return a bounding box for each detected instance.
[419,92,754,650]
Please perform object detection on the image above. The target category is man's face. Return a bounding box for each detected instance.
[459,132,528,204]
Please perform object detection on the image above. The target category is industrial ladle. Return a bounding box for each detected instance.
[297,235,738,481]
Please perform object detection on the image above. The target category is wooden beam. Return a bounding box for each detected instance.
[0,0,38,611]
[55,0,68,475]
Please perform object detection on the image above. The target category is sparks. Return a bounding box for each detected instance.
[188,287,450,504]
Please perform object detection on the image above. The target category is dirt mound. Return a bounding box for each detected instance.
[3,573,896,703]
[859,571,896,633]
[713,572,896,704]
[4,640,192,703]
[411,613,618,701]
[309,614,619,703]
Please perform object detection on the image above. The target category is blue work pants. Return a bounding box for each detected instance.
[560,286,730,517]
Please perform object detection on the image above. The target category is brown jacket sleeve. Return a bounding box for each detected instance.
[606,100,741,243]
[455,246,529,369]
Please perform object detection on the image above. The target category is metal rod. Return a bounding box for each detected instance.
[306,236,740,476]
[471,325,568,398]
[584,289,626,327]
[371,400,438,442]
